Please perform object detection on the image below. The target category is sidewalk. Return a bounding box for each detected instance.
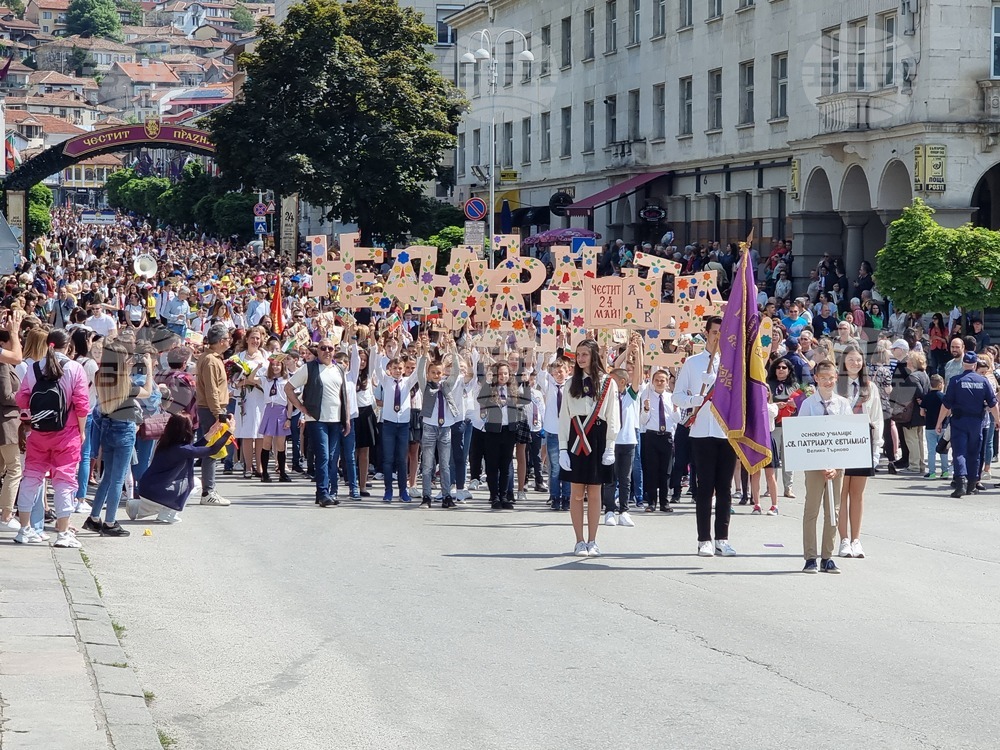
[0,540,161,750]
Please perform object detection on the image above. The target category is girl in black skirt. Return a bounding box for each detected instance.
[352,343,378,497]
[558,339,620,557]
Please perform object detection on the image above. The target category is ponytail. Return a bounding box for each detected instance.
[45,329,69,379]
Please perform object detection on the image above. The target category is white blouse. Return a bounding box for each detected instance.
[558,374,621,452]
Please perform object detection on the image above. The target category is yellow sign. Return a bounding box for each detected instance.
[924,144,947,192]
[913,144,924,192]
[789,159,800,199]
[499,170,519,182]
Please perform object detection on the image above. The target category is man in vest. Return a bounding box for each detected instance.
[285,338,351,507]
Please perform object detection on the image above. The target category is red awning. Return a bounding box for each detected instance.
[566,171,668,217]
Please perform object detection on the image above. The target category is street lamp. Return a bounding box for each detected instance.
[460,28,533,267]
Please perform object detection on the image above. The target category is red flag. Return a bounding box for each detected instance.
[270,279,284,335]
[0,56,13,83]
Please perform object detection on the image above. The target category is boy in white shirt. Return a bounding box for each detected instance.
[639,368,677,514]
[602,340,643,527]
[795,360,849,574]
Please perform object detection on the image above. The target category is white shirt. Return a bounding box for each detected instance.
[85,312,117,338]
[673,350,727,439]
[557,375,621,452]
[639,386,677,436]
[525,387,545,434]
[537,368,567,435]
[287,361,345,423]
[379,373,419,424]
[796,391,851,418]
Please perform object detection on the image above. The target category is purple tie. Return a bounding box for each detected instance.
[438,391,445,422]
[658,396,666,431]
[556,385,562,414]
[533,400,538,423]
[394,380,401,411]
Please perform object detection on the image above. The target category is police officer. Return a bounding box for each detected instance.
[936,352,1000,497]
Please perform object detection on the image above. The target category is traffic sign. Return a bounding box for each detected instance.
[253,202,267,217]
[253,216,268,234]
[265,200,276,214]
[464,197,488,221]
[464,220,485,247]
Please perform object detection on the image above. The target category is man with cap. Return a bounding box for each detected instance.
[936,352,1000,497]
[784,338,813,386]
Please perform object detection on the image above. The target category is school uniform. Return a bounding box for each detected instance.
[537,369,570,509]
[417,356,462,504]
[376,358,419,501]
[479,380,527,507]
[602,385,640,515]
[638,386,677,512]
[558,374,620,486]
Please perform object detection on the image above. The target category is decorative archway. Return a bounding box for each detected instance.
[839,165,873,213]
[802,167,834,212]
[972,162,1000,230]
[877,159,912,210]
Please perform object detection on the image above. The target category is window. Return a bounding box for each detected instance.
[42,10,51,18]
[679,0,692,27]
[823,28,841,94]
[540,111,551,160]
[522,33,532,80]
[584,100,595,151]
[605,95,618,143]
[473,62,481,96]
[654,0,666,36]
[679,76,693,134]
[739,61,754,124]
[738,0,754,7]
[561,106,572,157]
[772,52,788,118]
[628,88,640,139]
[652,83,665,138]
[473,128,482,167]
[629,0,641,45]
[521,117,531,163]
[435,5,463,45]
[708,68,722,130]
[561,17,572,67]
[502,121,513,167]
[458,132,466,174]
[504,39,514,86]
[883,15,897,85]
[708,0,722,19]
[854,22,867,90]
[584,8,595,59]
[606,0,618,53]
[540,25,551,76]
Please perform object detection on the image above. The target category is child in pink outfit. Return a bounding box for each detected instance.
[14,331,90,548]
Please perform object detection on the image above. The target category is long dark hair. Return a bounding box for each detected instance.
[568,339,606,398]
[767,358,799,395]
[44,329,69,379]
[71,328,94,361]
[156,413,194,453]
[837,344,871,402]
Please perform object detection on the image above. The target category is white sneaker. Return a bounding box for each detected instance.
[53,531,82,549]
[125,498,140,521]
[460,488,473,501]
[604,511,618,526]
[1,517,20,531]
[468,479,480,491]
[839,538,853,558]
[200,491,231,506]
[156,510,181,524]
[697,541,715,557]
[374,472,384,481]
[574,541,589,557]
[13,527,43,545]
[715,539,736,557]
[75,501,92,515]
[586,541,601,557]
[618,511,635,527]
[516,489,527,503]
[851,539,865,558]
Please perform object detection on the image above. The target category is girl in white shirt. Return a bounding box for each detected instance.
[257,357,291,483]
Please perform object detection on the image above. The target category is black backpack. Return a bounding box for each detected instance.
[29,362,68,433]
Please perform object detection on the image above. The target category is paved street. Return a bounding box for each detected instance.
[80,472,999,750]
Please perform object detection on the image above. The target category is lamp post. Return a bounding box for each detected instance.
[460,29,533,268]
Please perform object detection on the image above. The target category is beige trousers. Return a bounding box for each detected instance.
[903,426,927,473]
[802,469,843,561]
[0,443,22,516]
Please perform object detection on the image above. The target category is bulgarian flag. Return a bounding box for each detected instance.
[270,278,285,335]
[5,133,20,173]
[385,311,401,333]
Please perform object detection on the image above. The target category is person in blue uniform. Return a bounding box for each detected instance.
[936,351,1000,498]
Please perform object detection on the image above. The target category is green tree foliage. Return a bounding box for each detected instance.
[207,0,463,245]
[105,167,136,209]
[211,192,257,238]
[8,0,25,18]
[28,182,53,208]
[26,183,53,239]
[875,198,1000,313]
[231,2,255,31]
[66,0,124,41]
[67,47,88,76]
[408,197,465,240]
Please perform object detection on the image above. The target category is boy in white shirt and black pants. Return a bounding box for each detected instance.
[796,360,848,574]
[602,365,641,528]
[640,369,677,513]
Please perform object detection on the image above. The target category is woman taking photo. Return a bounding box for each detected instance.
[85,340,153,538]
[838,344,883,560]
[767,358,799,499]
[558,339,620,557]
[928,313,949,375]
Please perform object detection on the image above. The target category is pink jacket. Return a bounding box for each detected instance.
[16,356,90,436]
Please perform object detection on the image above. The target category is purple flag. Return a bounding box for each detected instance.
[709,246,773,473]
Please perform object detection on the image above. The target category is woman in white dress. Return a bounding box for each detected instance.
[233,325,269,478]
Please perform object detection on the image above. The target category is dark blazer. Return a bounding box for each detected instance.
[478,380,530,433]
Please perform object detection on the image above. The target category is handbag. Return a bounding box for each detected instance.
[138,411,170,440]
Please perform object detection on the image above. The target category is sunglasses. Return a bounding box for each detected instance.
[318,345,335,352]
[775,365,789,370]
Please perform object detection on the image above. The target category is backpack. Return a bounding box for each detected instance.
[29,362,68,433]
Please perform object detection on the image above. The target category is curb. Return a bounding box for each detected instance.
[54,550,163,750]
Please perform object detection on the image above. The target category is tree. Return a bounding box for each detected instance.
[875,198,1000,314]
[26,183,53,240]
[231,2,255,32]
[28,182,53,209]
[7,0,25,18]
[408,196,465,240]
[105,167,137,209]
[66,0,123,41]
[208,0,462,245]
[67,47,87,77]
[212,192,257,239]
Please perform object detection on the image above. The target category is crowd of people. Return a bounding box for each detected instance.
[2,209,994,571]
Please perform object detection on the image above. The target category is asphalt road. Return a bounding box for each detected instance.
[83,471,1000,750]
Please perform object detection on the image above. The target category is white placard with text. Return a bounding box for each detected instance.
[780,414,872,471]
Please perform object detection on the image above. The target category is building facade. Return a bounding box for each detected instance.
[447,0,1000,285]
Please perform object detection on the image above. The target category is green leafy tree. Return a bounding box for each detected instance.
[26,183,53,240]
[232,2,255,31]
[408,197,465,240]
[212,192,257,239]
[66,0,124,41]
[105,168,136,208]
[208,0,462,245]
[8,0,25,18]
[67,47,88,76]
[875,198,1000,314]
[28,182,53,209]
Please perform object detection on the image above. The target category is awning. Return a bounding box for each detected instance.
[566,171,668,217]
[523,206,550,226]
[510,207,531,227]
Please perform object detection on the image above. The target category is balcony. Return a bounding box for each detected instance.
[817,90,902,134]
[607,138,647,168]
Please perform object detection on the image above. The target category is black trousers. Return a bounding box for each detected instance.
[601,443,636,513]
[483,425,516,500]
[469,427,486,480]
[692,437,737,542]
[642,431,674,508]
[671,423,697,496]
